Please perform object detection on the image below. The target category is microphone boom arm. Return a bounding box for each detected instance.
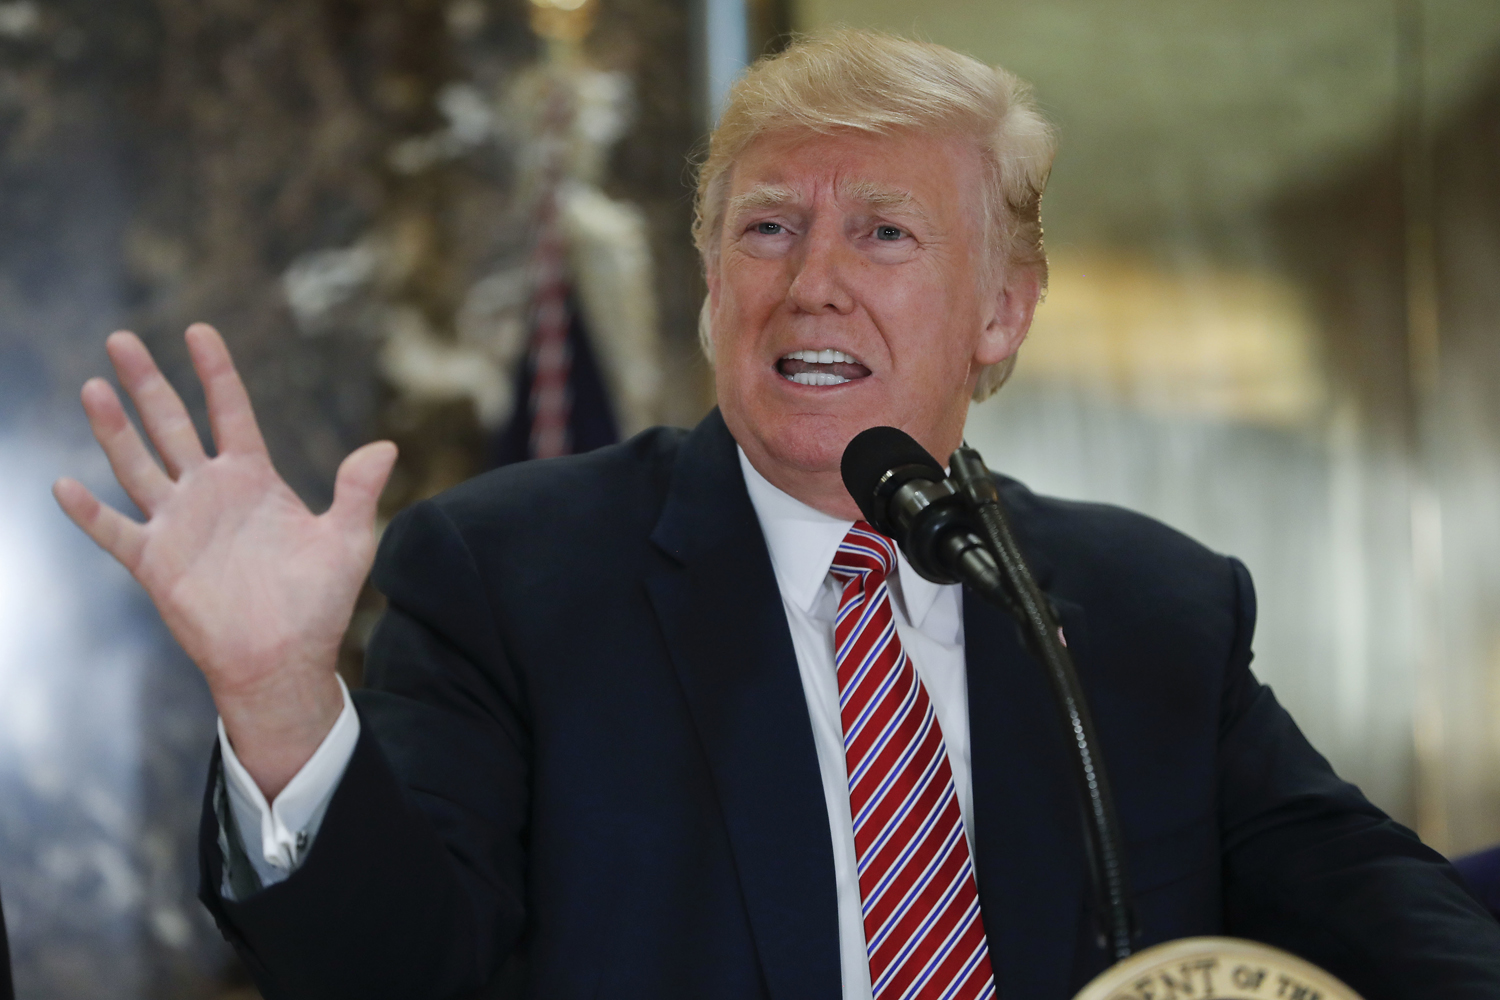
[948,444,1138,964]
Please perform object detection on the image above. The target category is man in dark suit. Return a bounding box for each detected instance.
[55,29,1500,1000]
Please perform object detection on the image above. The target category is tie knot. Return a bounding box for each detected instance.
[831,522,898,584]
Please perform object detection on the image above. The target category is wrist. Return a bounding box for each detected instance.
[214,668,345,801]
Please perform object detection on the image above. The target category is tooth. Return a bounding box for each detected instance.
[815,349,832,364]
[783,369,854,386]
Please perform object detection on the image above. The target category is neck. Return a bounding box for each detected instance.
[738,430,966,523]
[750,458,864,521]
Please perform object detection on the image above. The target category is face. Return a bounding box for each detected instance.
[707,129,1038,518]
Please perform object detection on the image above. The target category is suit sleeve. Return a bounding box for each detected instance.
[198,499,530,1000]
[1216,557,1500,999]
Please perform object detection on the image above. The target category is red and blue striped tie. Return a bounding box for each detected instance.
[831,523,997,1000]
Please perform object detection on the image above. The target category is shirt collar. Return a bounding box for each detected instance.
[737,446,945,629]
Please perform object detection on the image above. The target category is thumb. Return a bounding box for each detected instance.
[329,440,398,534]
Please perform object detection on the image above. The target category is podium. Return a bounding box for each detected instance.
[1074,938,1363,1000]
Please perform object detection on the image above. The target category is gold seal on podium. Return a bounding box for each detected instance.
[1073,937,1364,1000]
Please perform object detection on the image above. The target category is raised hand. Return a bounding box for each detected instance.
[53,324,397,799]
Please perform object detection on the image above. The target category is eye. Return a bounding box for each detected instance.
[755,221,784,235]
[875,225,905,241]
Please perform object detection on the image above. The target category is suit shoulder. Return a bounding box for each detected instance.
[376,425,685,579]
[998,475,1241,610]
[425,424,687,530]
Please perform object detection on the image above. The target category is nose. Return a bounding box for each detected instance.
[786,219,856,315]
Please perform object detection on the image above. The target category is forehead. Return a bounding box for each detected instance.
[726,129,983,218]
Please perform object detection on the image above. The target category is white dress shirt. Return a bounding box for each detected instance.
[736,449,973,1000]
[219,676,359,889]
[219,448,974,1000]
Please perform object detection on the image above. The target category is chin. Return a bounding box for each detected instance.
[723,373,934,475]
[753,408,870,472]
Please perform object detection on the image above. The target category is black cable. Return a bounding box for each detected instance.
[948,444,1137,963]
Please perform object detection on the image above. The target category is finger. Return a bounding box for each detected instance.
[185,322,269,457]
[80,377,174,514]
[106,330,208,478]
[328,441,398,536]
[52,477,147,572]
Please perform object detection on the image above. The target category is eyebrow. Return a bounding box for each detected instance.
[726,180,932,226]
[839,179,920,217]
[727,184,801,218]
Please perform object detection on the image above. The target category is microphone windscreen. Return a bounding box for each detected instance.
[840,426,945,526]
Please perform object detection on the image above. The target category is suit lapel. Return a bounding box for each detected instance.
[646,410,841,1000]
[965,588,1091,999]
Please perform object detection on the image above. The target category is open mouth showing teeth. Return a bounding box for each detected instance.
[777,349,873,386]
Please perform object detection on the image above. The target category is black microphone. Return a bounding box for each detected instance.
[845,426,1139,962]
[839,427,1004,595]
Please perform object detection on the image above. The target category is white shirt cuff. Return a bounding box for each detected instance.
[218,676,360,879]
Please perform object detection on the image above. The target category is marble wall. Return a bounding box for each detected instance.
[0,0,702,996]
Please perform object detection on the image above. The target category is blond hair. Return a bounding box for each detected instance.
[693,29,1056,400]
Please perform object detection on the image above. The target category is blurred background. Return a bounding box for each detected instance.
[1,0,1498,995]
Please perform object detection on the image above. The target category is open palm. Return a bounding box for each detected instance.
[53,324,396,795]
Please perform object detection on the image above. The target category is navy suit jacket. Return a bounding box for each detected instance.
[199,409,1500,1000]
[1457,847,1500,923]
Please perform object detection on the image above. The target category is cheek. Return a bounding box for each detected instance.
[874,276,981,374]
[717,266,783,349]
[708,294,762,384]
[909,336,975,396]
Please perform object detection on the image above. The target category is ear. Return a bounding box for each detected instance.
[705,254,722,306]
[974,266,1040,367]
[699,260,723,362]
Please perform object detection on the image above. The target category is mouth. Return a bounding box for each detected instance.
[776,349,873,387]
